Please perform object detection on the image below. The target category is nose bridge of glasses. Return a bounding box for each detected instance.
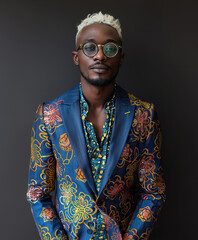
[97,44,104,48]
[95,44,106,59]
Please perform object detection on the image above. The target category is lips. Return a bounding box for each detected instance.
[89,64,110,73]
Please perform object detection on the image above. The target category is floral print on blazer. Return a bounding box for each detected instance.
[27,84,166,240]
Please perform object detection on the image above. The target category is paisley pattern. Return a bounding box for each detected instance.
[80,84,115,193]
[27,84,165,240]
[123,227,152,240]
[59,133,72,151]
[40,207,56,222]
[75,167,87,183]
[137,206,153,222]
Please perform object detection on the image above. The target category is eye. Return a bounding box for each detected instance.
[104,42,118,57]
[83,42,96,52]
[105,46,117,52]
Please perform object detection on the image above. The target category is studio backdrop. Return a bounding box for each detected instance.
[0,0,197,239]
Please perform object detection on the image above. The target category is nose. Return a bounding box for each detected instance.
[93,46,106,61]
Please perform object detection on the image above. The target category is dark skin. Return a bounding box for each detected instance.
[72,24,124,143]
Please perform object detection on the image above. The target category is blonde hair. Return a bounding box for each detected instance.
[76,12,122,43]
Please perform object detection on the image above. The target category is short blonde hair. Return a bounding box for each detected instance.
[76,12,122,43]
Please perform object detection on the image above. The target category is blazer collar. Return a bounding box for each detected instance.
[58,84,97,197]
[98,85,135,195]
[59,84,80,105]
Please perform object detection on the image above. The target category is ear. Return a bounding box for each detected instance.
[72,51,79,66]
[119,52,125,66]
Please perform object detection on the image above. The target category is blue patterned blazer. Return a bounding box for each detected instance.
[27,84,166,240]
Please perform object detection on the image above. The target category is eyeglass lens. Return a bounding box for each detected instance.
[83,42,119,58]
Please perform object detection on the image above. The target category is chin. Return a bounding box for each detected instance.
[87,78,113,87]
[80,71,116,87]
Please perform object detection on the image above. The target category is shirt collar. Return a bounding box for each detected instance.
[79,83,116,116]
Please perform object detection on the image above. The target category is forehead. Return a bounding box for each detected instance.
[76,23,121,46]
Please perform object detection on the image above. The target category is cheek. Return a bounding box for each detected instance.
[79,62,89,74]
[78,56,91,69]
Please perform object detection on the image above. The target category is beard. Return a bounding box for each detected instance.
[80,70,118,87]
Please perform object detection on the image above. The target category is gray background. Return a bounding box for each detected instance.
[1,0,197,239]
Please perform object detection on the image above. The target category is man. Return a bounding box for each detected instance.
[27,12,166,240]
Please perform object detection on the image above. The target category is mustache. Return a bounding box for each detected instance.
[88,62,111,70]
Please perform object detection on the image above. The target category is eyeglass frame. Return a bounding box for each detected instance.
[76,41,122,58]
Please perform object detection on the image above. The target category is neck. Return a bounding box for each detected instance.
[81,79,115,108]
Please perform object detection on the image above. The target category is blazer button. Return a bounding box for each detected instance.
[87,229,93,234]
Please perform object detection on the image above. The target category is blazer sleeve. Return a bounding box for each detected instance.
[123,104,166,240]
[26,104,68,240]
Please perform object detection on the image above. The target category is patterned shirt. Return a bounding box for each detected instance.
[79,84,115,240]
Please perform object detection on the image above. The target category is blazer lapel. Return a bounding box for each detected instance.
[58,85,97,197]
[99,86,136,195]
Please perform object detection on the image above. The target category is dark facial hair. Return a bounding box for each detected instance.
[80,70,119,87]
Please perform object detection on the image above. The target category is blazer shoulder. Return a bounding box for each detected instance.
[127,92,153,110]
